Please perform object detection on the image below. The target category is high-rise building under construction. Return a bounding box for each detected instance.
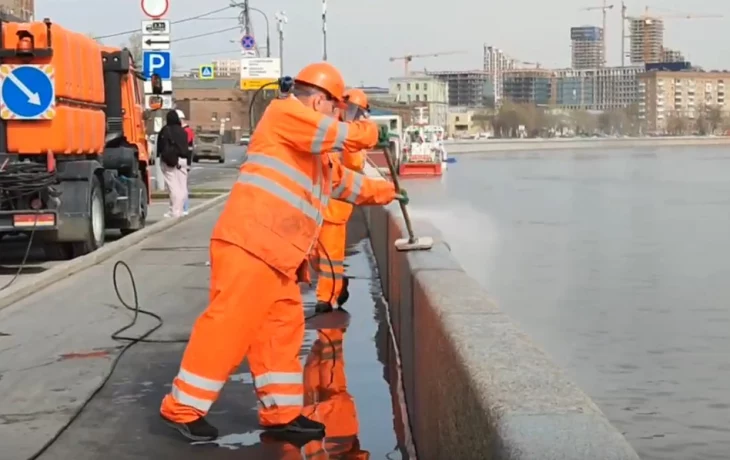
[0,0,33,21]
[570,26,604,69]
[483,45,516,107]
[629,16,664,64]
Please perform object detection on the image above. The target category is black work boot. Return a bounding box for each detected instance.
[336,277,350,307]
[263,414,325,435]
[314,301,333,314]
[161,414,219,441]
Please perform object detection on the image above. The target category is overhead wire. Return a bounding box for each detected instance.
[93,6,235,40]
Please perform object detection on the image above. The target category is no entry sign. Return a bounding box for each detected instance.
[141,0,169,19]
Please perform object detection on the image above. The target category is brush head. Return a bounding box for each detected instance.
[394,236,434,251]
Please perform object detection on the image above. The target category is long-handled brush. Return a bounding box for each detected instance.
[379,144,434,251]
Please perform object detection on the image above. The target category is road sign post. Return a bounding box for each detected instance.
[141,0,171,99]
[0,65,56,120]
[240,57,281,91]
[141,19,170,35]
[143,51,172,93]
[199,65,214,79]
[241,35,256,50]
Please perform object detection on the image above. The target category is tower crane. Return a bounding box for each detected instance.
[579,1,614,66]
[389,50,466,76]
[627,6,722,64]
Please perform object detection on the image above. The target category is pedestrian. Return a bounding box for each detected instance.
[159,62,407,443]
[313,88,371,314]
[179,110,194,216]
[156,110,189,218]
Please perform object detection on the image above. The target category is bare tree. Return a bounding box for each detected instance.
[707,105,723,134]
[123,32,143,68]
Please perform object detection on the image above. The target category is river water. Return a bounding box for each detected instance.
[405,147,730,460]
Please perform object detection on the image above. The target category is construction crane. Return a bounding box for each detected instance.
[389,50,466,75]
[580,1,614,66]
[625,6,722,64]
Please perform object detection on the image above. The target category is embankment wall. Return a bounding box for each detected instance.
[446,135,730,154]
[362,200,641,460]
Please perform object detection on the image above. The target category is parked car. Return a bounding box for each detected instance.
[239,134,250,146]
[192,133,225,163]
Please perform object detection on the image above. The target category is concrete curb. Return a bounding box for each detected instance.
[152,192,224,200]
[0,193,230,312]
[363,202,641,460]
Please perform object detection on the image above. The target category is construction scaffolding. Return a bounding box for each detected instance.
[428,70,492,107]
[0,0,33,21]
[628,16,664,64]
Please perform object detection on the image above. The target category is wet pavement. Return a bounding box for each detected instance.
[0,202,412,459]
[404,146,730,460]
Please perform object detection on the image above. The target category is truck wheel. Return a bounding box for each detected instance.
[120,179,148,236]
[193,156,199,163]
[218,157,225,163]
[72,175,106,257]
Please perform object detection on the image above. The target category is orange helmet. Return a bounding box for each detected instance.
[344,88,369,110]
[295,62,346,101]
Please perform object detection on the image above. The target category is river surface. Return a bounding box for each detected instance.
[405,147,730,460]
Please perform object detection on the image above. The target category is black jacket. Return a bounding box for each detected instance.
[156,111,191,163]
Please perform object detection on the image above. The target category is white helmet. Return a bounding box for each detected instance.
[175,109,186,120]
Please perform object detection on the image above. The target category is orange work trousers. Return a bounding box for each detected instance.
[314,222,347,305]
[160,239,307,426]
[302,329,368,459]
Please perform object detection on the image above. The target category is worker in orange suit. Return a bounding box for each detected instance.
[313,89,371,314]
[260,327,370,459]
[159,62,407,443]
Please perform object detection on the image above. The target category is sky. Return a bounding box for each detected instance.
[37,0,730,86]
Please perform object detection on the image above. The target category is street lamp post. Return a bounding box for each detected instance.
[321,0,327,61]
[232,2,271,58]
[275,11,287,75]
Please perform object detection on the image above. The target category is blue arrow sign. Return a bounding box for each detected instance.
[0,65,55,120]
[241,34,256,50]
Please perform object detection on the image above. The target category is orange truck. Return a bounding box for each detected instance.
[0,18,150,259]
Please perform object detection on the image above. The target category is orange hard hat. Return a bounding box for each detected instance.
[295,62,346,101]
[344,88,369,110]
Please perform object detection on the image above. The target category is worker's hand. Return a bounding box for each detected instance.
[395,188,409,205]
[376,125,390,147]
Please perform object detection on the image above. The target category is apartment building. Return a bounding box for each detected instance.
[428,70,491,107]
[571,26,604,69]
[483,45,516,107]
[0,0,32,20]
[388,74,448,126]
[638,70,729,132]
[502,69,554,105]
[661,48,684,63]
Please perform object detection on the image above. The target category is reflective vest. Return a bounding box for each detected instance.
[322,150,366,225]
[211,97,394,279]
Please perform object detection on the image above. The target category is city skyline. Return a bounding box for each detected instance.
[34,0,730,85]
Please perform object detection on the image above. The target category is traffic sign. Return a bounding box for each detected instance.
[141,19,170,35]
[142,51,172,79]
[241,49,256,57]
[141,0,169,18]
[241,35,256,50]
[142,35,170,50]
[199,65,214,79]
[0,64,55,120]
[240,57,281,91]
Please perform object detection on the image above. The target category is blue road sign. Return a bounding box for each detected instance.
[143,51,172,79]
[241,34,256,50]
[199,65,214,79]
[0,65,55,120]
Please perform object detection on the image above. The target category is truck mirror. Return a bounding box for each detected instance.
[151,73,163,95]
[148,95,163,110]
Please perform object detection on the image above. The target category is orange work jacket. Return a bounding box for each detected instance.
[322,149,366,225]
[211,97,395,280]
